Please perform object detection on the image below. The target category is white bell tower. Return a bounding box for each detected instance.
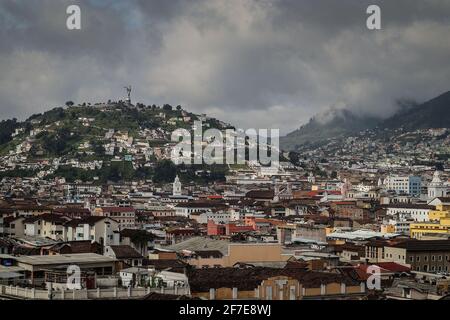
[428,171,447,199]
[173,175,182,196]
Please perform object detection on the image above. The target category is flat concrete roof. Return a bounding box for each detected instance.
[162,237,230,254]
[0,265,25,273]
[15,253,117,266]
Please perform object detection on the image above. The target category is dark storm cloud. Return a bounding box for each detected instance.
[0,0,449,133]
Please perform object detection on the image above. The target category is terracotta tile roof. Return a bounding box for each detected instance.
[48,240,102,254]
[143,259,189,272]
[245,190,274,200]
[140,292,200,300]
[101,206,135,213]
[64,216,115,227]
[391,240,450,252]
[108,245,143,259]
[23,213,69,224]
[187,267,360,292]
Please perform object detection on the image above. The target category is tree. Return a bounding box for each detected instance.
[153,160,176,183]
[65,101,74,107]
[176,105,182,111]
[288,151,300,165]
[162,104,172,111]
[0,119,18,144]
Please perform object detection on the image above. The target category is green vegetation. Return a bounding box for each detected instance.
[0,168,38,178]
[0,103,232,183]
[152,160,177,183]
[0,119,19,145]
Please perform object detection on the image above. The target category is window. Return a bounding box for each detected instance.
[439,256,443,261]
[416,256,420,262]
[432,256,435,261]
[424,256,428,262]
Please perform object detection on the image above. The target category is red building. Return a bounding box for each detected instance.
[207,220,255,236]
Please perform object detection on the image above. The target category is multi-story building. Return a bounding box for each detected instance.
[174,202,227,217]
[23,214,70,240]
[384,176,422,196]
[331,203,371,221]
[410,203,450,239]
[64,216,119,246]
[190,210,232,224]
[382,219,412,235]
[94,206,136,230]
[386,203,433,222]
[294,224,329,244]
[384,240,450,273]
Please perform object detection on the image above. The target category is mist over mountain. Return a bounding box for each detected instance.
[382,91,450,131]
[280,107,379,151]
[281,91,450,151]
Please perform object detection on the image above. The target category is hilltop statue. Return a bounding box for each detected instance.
[124,85,132,104]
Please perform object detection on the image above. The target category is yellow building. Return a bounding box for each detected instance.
[381,224,396,234]
[429,204,450,221]
[410,204,450,239]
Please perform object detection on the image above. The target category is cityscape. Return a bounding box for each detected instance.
[1,0,450,309]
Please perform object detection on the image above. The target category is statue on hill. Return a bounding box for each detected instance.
[124,85,132,104]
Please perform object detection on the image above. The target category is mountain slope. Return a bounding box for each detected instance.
[281,91,450,151]
[381,91,450,130]
[280,108,379,151]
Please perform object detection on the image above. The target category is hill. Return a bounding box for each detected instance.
[281,91,450,151]
[0,102,232,183]
[280,108,379,151]
[381,91,450,131]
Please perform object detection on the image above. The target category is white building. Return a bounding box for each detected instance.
[386,204,433,222]
[64,216,120,246]
[384,175,422,196]
[173,175,182,196]
[384,219,412,235]
[428,171,448,199]
[174,203,220,217]
[191,210,231,224]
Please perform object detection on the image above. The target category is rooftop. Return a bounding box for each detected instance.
[391,240,450,252]
[162,236,230,255]
[14,253,117,266]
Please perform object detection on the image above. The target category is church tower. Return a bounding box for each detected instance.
[428,171,447,199]
[173,175,182,196]
[340,178,352,198]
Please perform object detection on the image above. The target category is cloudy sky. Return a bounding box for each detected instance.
[1,0,450,134]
